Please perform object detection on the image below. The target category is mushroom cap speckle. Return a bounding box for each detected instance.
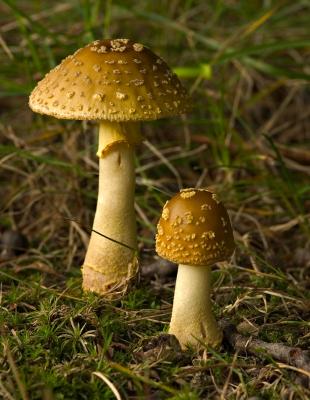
[156,188,235,266]
[29,39,191,121]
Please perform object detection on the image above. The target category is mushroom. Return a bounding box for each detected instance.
[155,188,235,349]
[29,39,190,297]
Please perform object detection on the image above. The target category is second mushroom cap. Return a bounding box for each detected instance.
[156,188,235,266]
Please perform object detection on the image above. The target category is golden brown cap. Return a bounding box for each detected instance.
[156,188,235,266]
[29,39,190,121]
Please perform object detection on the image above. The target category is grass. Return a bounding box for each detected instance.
[0,0,310,398]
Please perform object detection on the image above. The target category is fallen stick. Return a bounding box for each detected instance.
[220,320,310,378]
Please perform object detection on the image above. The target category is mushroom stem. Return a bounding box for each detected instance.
[82,121,140,297]
[169,264,223,349]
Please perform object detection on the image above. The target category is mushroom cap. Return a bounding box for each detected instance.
[29,39,190,121]
[156,188,235,266]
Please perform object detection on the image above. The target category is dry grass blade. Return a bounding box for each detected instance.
[2,338,29,400]
[276,363,310,379]
[109,362,177,395]
[92,372,122,400]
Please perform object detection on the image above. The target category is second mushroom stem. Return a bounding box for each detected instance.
[82,121,141,296]
[169,264,223,349]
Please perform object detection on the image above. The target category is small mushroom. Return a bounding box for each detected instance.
[29,39,190,298]
[155,188,235,349]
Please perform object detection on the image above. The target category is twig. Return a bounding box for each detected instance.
[220,320,310,376]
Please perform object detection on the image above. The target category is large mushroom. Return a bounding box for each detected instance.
[156,188,235,349]
[29,39,190,297]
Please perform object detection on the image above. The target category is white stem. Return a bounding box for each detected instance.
[169,264,222,349]
[82,121,139,296]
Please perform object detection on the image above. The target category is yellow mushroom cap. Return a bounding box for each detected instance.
[156,188,235,266]
[29,39,191,121]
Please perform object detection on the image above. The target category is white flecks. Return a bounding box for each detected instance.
[180,190,196,199]
[137,96,144,102]
[212,193,220,204]
[111,39,128,52]
[172,216,182,227]
[130,79,144,86]
[157,225,164,236]
[201,203,212,211]
[117,38,129,44]
[93,64,101,72]
[162,207,170,220]
[113,69,121,74]
[133,58,142,64]
[73,59,83,66]
[133,43,144,52]
[152,65,158,71]
[66,91,75,99]
[105,60,115,64]
[183,212,194,224]
[118,59,128,64]
[92,93,105,101]
[97,45,107,53]
[84,76,92,84]
[139,68,147,74]
[156,58,163,64]
[116,91,127,100]
[202,231,216,240]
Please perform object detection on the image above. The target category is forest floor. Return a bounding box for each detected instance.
[0,1,309,399]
